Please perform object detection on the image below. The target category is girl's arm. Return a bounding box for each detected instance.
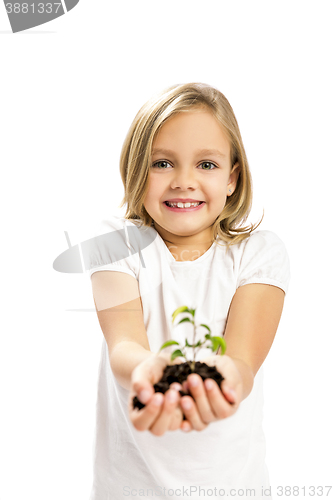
[91,271,153,389]
[91,270,153,390]
[91,271,186,434]
[222,282,285,388]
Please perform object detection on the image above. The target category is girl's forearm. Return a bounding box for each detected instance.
[109,341,154,391]
[229,357,254,401]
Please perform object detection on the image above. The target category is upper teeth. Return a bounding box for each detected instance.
[167,201,201,208]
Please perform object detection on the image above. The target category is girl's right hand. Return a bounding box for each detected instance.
[128,352,192,436]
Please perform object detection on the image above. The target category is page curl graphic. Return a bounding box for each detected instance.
[53,226,158,274]
[53,225,162,312]
[4,0,80,33]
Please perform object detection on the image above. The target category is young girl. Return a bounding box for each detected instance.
[88,82,290,500]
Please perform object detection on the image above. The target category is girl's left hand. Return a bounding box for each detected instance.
[179,354,243,432]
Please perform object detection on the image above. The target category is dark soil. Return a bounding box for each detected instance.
[132,361,224,420]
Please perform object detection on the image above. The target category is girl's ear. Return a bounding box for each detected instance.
[227,162,240,196]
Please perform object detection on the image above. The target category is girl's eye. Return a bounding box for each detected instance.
[152,161,218,170]
[152,161,171,169]
[199,162,218,170]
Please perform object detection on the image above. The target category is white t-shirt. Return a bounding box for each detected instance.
[86,216,291,500]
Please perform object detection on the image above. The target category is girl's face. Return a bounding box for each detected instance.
[143,108,240,251]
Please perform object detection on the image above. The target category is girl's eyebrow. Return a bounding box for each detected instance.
[151,148,227,158]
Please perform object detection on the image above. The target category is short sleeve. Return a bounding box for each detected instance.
[82,216,139,280]
[236,230,291,294]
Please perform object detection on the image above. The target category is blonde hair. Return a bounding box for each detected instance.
[118,82,263,250]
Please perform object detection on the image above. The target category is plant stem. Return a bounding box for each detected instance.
[195,339,208,361]
[192,322,196,362]
[190,321,197,372]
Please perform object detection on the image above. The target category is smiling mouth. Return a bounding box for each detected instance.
[164,201,204,208]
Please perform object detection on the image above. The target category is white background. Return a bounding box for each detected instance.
[1,1,332,499]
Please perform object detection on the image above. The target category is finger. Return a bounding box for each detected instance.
[169,382,182,392]
[203,355,240,404]
[180,419,192,433]
[180,395,208,432]
[186,374,217,424]
[132,384,155,405]
[182,380,189,393]
[149,389,181,436]
[168,406,184,431]
[220,379,239,406]
[204,378,238,418]
[131,353,169,403]
[130,392,165,431]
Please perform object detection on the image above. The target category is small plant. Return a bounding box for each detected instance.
[132,305,227,414]
[158,305,226,371]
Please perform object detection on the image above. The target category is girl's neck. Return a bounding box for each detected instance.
[153,222,215,262]
[165,240,214,261]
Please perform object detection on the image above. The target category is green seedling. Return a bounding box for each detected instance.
[158,305,227,372]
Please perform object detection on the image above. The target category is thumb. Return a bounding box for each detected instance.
[221,381,237,405]
[131,353,168,404]
[131,365,155,404]
[134,383,154,404]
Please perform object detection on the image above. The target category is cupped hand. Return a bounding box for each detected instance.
[178,354,243,431]
[128,352,193,436]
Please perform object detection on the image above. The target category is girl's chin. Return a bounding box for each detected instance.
[154,220,207,235]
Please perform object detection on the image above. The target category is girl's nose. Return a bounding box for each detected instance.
[170,169,198,190]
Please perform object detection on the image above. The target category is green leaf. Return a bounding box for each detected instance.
[172,306,191,323]
[219,337,227,355]
[171,349,185,361]
[204,333,211,340]
[210,338,219,352]
[159,340,180,352]
[176,317,193,326]
[200,323,211,334]
[210,336,227,355]
[185,338,191,347]
[186,340,201,347]
[188,308,196,317]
